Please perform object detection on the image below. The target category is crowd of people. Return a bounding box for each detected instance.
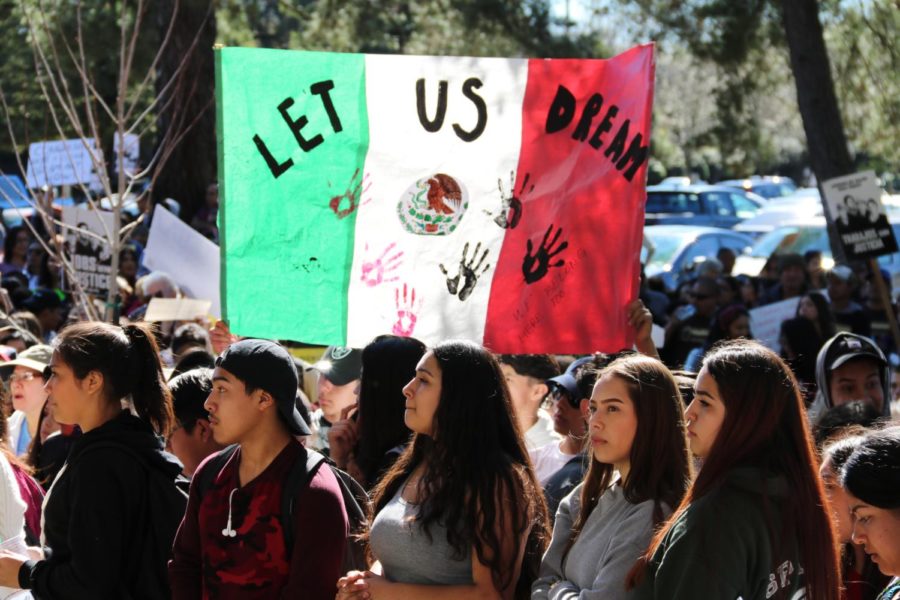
[0,291,890,598]
[0,191,896,598]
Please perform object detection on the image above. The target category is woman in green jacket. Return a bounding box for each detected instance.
[630,339,841,600]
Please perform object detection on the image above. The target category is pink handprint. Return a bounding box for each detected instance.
[392,283,422,337]
[360,242,403,287]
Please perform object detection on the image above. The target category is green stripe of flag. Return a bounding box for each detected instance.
[217,48,369,343]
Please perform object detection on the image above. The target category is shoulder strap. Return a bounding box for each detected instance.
[192,444,239,500]
[280,446,326,556]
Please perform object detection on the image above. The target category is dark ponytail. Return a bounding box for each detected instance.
[55,321,174,436]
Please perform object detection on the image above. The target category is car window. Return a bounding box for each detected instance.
[680,236,719,267]
[750,227,801,258]
[730,193,760,219]
[646,192,701,214]
[703,192,733,216]
[645,232,687,271]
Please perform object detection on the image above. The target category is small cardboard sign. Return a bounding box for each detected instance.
[144,297,211,322]
[822,171,898,260]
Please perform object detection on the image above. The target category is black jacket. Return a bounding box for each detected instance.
[19,411,185,599]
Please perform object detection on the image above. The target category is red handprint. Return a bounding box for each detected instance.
[329,169,372,219]
[360,242,403,287]
[392,283,422,337]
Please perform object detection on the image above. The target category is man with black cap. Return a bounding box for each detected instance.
[169,339,349,600]
[310,346,361,454]
[809,331,893,424]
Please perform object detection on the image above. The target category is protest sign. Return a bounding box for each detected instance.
[144,205,221,316]
[113,132,140,177]
[216,45,654,352]
[749,296,800,354]
[822,171,898,260]
[62,205,114,295]
[26,139,100,188]
[145,297,212,322]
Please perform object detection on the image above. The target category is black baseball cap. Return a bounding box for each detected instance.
[547,356,595,402]
[215,339,311,436]
[823,332,887,372]
[313,346,362,386]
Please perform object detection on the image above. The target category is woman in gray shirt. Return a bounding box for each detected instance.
[337,340,550,600]
[532,354,691,599]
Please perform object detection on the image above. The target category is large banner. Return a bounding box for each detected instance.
[216,46,654,353]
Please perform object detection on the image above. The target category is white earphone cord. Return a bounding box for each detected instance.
[221,488,238,538]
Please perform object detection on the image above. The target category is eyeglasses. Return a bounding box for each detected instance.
[9,372,40,384]
[690,292,713,300]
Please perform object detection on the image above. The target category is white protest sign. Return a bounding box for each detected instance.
[144,205,221,316]
[749,296,800,354]
[26,139,99,188]
[145,298,212,322]
[113,132,140,177]
[822,170,899,260]
[62,204,114,295]
[651,323,665,349]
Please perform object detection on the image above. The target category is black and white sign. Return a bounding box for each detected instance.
[63,205,114,295]
[822,171,898,260]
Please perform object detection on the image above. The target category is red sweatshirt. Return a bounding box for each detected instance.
[168,439,348,600]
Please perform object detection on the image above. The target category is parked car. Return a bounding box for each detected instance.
[645,184,766,229]
[732,216,900,292]
[718,176,797,200]
[733,190,824,238]
[644,225,754,292]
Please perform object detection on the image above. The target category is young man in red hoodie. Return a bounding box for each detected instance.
[169,339,348,599]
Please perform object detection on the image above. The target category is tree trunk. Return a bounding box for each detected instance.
[152,0,216,225]
[779,0,852,262]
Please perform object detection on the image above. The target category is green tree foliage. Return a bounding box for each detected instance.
[0,1,158,165]
[824,0,900,169]
[622,0,897,179]
[216,0,604,58]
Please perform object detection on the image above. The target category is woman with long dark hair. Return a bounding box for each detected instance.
[329,334,426,490]
[631,339,841,600]
[336,340,549,600]
[0,321,185,598]
[841,426,900,600]
[820,431,890,600]
[798,291,838,341]
[532,354,691,599]
[780,316,824,405]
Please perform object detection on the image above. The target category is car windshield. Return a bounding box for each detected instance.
[749,226,830,257]
[645,232,688,270]
[751,182,796,199]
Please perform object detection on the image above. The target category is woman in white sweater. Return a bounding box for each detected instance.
[532,354,691,600]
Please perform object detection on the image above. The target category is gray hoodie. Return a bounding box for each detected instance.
[808,332,893,423]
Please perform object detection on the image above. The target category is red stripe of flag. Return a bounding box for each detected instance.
[483,44,655,354]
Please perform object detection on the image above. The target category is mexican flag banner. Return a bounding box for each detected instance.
[216,45,653,353]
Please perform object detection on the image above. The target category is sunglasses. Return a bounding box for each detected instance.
[690,292,714,300]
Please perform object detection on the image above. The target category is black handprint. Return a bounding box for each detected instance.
[523,224,568,284]
[486,171,533,229]
[439,242,491,301]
